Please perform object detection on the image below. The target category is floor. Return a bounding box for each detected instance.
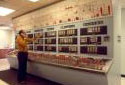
[122,78,125,85]
[0,58,61,85]
[0,58,124,85]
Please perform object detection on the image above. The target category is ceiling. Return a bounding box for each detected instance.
[0,0,63,26]
[120,0,125,8]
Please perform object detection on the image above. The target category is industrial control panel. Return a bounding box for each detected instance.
[15,16,113,72]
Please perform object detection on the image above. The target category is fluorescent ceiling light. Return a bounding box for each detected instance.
[0,7,15,16]
[0,26,12,30]
[28,0,39,2]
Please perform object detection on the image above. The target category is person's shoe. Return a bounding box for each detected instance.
[19,81,27,84]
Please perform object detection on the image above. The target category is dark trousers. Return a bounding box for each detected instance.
[17,52,28,82]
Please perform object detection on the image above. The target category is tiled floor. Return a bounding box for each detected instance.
[121,77,125,85]
[0,58,125,85]
[0,58,10,71]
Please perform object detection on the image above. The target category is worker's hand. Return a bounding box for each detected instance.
[32,38,37,41]
[32,34,42,42]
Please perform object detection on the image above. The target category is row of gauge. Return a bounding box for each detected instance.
[21,24,108,56]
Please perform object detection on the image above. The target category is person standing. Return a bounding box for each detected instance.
[16,30,35,84]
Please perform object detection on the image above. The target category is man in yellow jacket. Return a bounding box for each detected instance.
[16,30,35,84]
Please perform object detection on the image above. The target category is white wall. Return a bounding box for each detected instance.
[107,0,121,85]
[0,29,15,49]
[121,8,125,75]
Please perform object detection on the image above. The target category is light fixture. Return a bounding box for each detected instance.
[28,0,39,2]
[0,7,15,16]
[0,26,12,30]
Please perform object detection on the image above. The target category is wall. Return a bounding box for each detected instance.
[107,0,121,85]
[0,29,14,49]
[121,8,125,75]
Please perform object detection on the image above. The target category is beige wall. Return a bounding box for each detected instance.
[121,8,125,75]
